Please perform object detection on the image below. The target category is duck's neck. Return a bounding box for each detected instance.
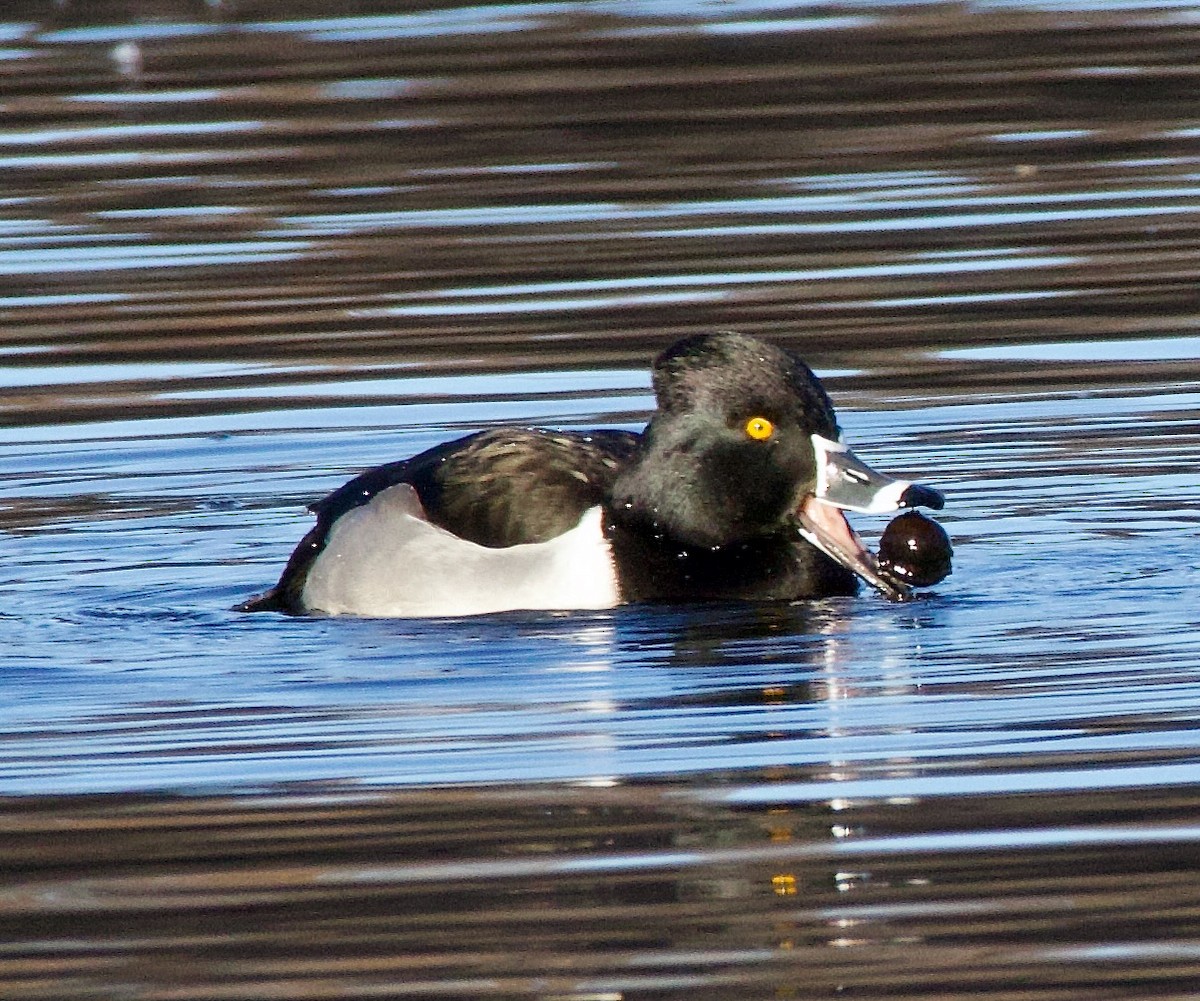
[602,510,858,603]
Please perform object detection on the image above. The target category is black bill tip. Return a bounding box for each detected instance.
[898,483,944,511]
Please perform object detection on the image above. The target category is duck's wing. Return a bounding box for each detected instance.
[396,427,641,547]
[237,427,641,614]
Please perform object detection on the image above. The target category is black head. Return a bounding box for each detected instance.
[651,331,839,436]
[611,331,840,548]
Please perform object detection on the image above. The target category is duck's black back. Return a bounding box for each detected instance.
[379,427,641,547]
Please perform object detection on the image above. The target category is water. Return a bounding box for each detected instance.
[4,1,1200,997]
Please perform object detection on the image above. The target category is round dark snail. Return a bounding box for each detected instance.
[878,511,953,587]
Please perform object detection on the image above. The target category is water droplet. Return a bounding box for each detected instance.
[111,41,142,80]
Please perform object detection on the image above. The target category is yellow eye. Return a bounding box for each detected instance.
[744,416,774,441]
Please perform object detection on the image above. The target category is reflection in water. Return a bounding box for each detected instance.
[5,0,1200,998]
[3,783,1199,998]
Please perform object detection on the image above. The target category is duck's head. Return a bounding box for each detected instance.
[612,331,944,598]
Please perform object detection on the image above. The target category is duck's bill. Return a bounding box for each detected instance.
[797,496,910,601]
[810,434,944,514]
[798,435,946,600]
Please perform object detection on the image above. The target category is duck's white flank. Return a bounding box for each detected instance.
[301,483,620,618]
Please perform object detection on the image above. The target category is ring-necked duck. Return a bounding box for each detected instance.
[239,331,946,618]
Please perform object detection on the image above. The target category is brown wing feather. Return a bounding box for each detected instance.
[415,428,640,547]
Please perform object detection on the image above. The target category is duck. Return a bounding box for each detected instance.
[238,331,946,618]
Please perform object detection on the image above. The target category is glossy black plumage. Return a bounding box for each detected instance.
[241,331,944,617]
[609,331,835,549]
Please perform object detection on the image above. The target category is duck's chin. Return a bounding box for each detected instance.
[796,496,911,601]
